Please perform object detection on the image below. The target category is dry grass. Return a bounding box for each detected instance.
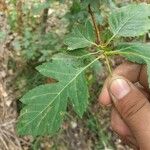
[0,13,22,150]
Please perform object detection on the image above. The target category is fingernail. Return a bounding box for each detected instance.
[110,78,131,100]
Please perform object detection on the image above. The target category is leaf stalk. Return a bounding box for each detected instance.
[103,53,112,76]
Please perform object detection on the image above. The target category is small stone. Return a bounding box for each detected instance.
[6,100,12,107]
[71,121,77,129]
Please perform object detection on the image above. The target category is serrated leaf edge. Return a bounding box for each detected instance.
[17,57,100,134]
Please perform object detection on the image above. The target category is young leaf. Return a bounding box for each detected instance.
[108,3,150,39]
[17,55,100,136]
[65,21,96,50]
[115,43,150,86]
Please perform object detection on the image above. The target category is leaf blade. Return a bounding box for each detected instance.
[17,55,100,136]
[17,84,67,136]
[108,3,150,38]
[65,21,96,50]
[115,43,150,86]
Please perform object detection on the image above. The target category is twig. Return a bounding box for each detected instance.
[88,4,101,45]
[41,7,49,34]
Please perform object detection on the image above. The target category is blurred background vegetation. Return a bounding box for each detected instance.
[0,0,145,149]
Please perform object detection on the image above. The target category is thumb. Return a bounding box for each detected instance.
[109,76,150,149]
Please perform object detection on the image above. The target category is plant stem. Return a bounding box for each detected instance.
[41,8,49,34]
[88,4,112,76]
[104,53,112,76]
[41,0,49,34]
[88,4,101,45]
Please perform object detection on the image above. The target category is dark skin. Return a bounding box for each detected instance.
[99,62,150,150]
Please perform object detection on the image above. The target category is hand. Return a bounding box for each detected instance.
[99,62,150,150]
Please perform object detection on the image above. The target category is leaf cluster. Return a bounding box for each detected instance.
[17,1,150,136]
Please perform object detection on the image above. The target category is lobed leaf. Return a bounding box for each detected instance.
[17,55,102,136]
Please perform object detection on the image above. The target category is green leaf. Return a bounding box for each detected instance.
[17,84,68,136]
[37,56,90,116]
[17,55,101,136]
[65,21,96,50]
[115,43,150,86]
[70,0,82,14]
[108,3,150,38]
[92,59,102,76]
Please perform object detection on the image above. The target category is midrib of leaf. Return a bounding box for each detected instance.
[52,52,100,60]
[107,12,138,45]
[107,49,150,62]
[123,52,150,62]
[18,56,101,132]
